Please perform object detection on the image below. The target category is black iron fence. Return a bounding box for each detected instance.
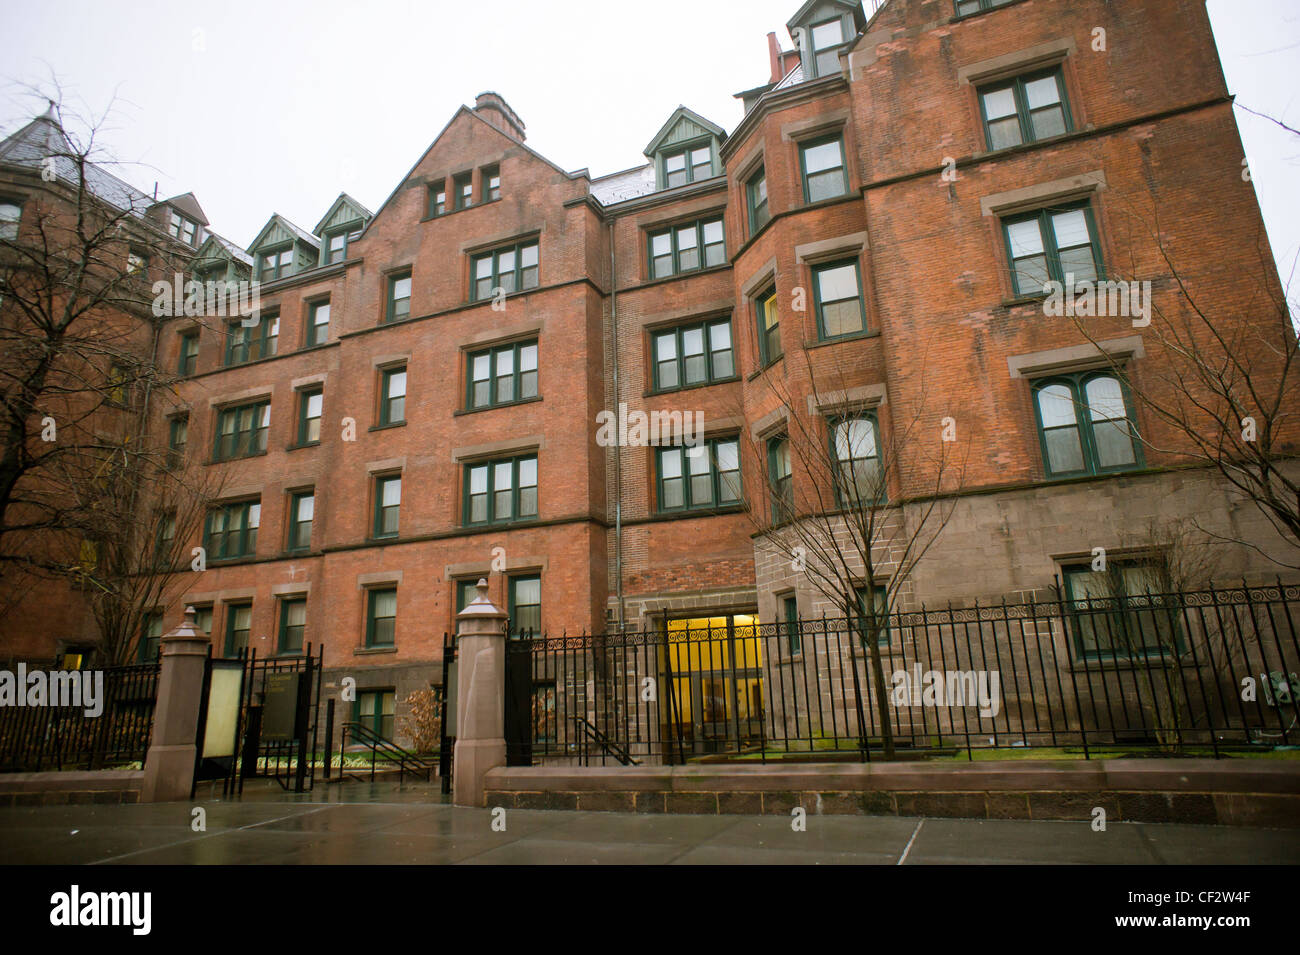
[0,663,161,772]
[506,582,1300,765]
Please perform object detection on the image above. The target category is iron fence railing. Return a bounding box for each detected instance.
[506,582,1300,765]
[0,662,160,772]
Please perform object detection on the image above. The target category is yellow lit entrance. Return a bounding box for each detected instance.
[662,614,764,754]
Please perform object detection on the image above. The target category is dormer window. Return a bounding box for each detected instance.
[809,18,845,77]
[663,146,713,188]
[323,230,348,265]
[169,210,197,246]
[259,246,294,281]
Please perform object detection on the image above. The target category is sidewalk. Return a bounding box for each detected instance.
[0,779,1295,864]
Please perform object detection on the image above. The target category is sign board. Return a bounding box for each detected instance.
[201,663,243,759]
[261,672,303,742]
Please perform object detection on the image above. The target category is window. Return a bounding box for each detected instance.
[509,575,541,638]
[768,434,792,523]
[464,455,538,526]
[366,589,397,647]
[0,200,20,240]
[428,181,447,217]
[854,585,890,647]
[224,314,278,366]
[379,367,406,425]
[258,246,294,281]
[167,415,188,467]
[956,0,1015,15]
[483,165,500,202]
[205,500,260,561]
[127,250,149,276]
[657,437,741,512]
[306,300,329,346]
[813,260,866,339]
[747,167,769,234]
[373,475,401,539]
[288,491,314,551]
[107,364,130,406]
[648,218,725,279]
[663,145,713,187]
[472,241,539,301]
[1033,372,1140,478]
[453,173,472,211]
[213,400,270,461]
[297,388,322,445]
[830,414,882,506]
[652,319,734,391]
[980,68,1071,152]
[1003,203,1102,298]
[178,331,199,375]
[467,340,538,409]
[809,17,845,77]
[224,603,251,656]
[755,286,781,364]
[386,272,411,323]
[169,211,197,246]
[357,689,395,737]
[322,230,348,265]
[278,597,306,654]
[139,613,163,663]
[800,136,848,203]
[154,510,176,564]
[782,595,801,654]
[456,579,480,613]
[1063,560,1181,659]
[194,605,213,637]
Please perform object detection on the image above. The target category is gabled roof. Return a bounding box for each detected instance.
[643,106,727,158]
[157,191,209,225]
[193,230,252,267]
[786,0,864,33]
[313,192,374,236]
[589,164,656,206]
[247,213,320,253]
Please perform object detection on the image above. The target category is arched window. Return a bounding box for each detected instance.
[1033,372,1140,477]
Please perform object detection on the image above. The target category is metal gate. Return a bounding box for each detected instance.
[504,636,533,766]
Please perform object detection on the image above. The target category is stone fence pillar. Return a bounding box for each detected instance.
[140,606,209,803]
[453,579,508,807]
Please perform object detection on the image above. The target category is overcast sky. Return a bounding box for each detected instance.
[0,0,1296,286]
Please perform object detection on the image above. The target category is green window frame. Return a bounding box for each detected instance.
[322,229,350,266]
[379,367,406,425]
[768,433,792,523]
[829,413,883,507]
[652,319,734,392]
[662,144,713,188]
[464,455,538,526]
[224,314,278,366]
[373,474,401,539]
[482,165,500,202]
[1002,202,1103,298]
[854,585,890,647]
[169,211,197,246]
[471,241,539,301]
[0,199,21,240]
[365,589,397,648]
[193,605,213,637]
[747,167,769,234]
[297,388,322,446]
[782,595,801,654]
[356,689,395,738]
[428,181,447,217]
[956,0,1015,16]
[167,414,188,467]
[467,340,538,409]
[800,135,848,203]
[979,68,1072,152]
[1063,561,1183,660]
[755,286,781,364]
[809,17,845,77]
[306,300,330,346]
[223,602,252,656]
[278,597,306,654]
[139,613,163,663]
[456,579,480,613]
[258,245,294,282]
[204,499,260,561]
[648,218,725,279]
[1032,371,1142,478]
[213,400,270,462]
[812,259,866,340]
[154,509,176,564]
[656,437,741,513]
[508,575,541,639]
[453,172,472,211]
[287,490,314,552]
[178,330,199,375]
[386,271,411,323]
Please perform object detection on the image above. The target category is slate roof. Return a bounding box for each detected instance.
[589,164,657,206]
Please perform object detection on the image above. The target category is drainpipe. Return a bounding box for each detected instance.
[610,222,626,632]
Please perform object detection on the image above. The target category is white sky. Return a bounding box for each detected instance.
[0,0,1296,287]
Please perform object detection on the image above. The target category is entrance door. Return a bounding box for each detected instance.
[663,614,764,755]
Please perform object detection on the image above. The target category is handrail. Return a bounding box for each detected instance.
[338,721,436,783]
[571,715,640,766]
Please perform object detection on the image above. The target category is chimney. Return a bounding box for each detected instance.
[473,92,526,142]
[767,32,784,85]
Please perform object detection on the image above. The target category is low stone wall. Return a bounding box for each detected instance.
[0,770,144,807]
[485,759,1300,828]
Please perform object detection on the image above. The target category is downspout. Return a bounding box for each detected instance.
[610,221,626,631]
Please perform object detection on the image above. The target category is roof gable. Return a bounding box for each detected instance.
[643,106,727,158]
[786,0,864,34]
[247,213,320,253]
[314,192,374,236]
[159,192,209,225]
